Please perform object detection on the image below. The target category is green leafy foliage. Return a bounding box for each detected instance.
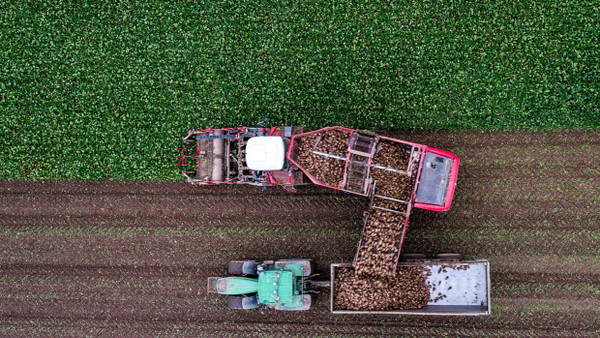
[1,1,598,179]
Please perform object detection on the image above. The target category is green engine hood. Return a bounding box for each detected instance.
[216,277,258,295]
[258,270,295,305]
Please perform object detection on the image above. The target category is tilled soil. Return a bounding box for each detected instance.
[2,131,600,336]
[334,266,430,311]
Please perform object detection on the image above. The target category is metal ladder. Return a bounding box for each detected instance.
[342,133,378,194]
[344,155,370,193]
[348,133,377,157]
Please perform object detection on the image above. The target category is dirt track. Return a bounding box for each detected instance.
[1,131,600,336]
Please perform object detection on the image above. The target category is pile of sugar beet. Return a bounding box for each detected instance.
[334,266,431,311]
[296,129,429,310]
[338,140,428,311]
[295,128,351,187]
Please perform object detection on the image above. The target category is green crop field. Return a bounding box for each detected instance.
[1,2,599,334]
[1,0,598,180]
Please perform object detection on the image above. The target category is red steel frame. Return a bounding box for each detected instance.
[286,126,356,191]
[413,146,460,212]
[183,126,459,210]
[287,127,460,211]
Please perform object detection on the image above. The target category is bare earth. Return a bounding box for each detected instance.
[1,131,599,336]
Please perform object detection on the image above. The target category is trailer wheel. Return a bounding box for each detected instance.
[402,253,425,261]
[227,296,244,310]
[227,261,245,275]
[437,253,462,262]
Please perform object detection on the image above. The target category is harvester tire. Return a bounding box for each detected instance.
[437,253,462,262]
[227,296,244,310]
[227,261,245,275]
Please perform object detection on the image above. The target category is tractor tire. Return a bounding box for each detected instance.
[227,261,245,275]
[227,296,244,310]
[402,253,425,261]
[277,259,313,276]
[277,295,312,311]
[437,253,462,262]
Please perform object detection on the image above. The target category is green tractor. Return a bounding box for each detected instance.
[208,259,315,311]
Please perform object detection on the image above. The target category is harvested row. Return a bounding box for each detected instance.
[355,209,406,278]
[334,266,431,311]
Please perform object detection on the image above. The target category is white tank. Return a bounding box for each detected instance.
[246,136,286,171]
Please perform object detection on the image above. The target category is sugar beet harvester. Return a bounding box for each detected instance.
[179,126,460,277]
[178,126,459,211]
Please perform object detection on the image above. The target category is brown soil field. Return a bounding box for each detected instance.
[1,131,600,336]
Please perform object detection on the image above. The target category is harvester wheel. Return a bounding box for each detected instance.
[227,261,245,275]
[227,296,244,310]
[437,253,462,262]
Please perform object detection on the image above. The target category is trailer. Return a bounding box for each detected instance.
[207,257,491,315]
[330,259,491,316]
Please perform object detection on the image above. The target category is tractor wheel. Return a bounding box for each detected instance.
[227,261,245,275]
[437,253,462,262]
[402,253,425,261]
[228,296,259,310]
[277,259,313,276]
[277,294,311,311]
[227,296,244,310]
